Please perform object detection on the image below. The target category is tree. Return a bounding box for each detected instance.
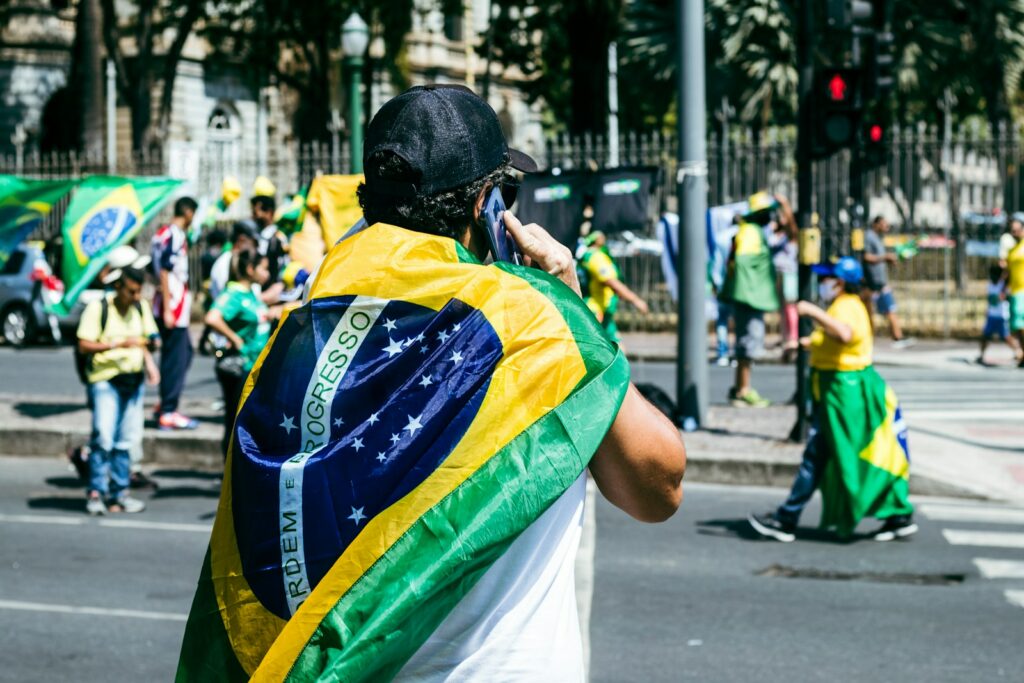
[485,0,624,135]
[68,0,105,155]
[201,0,419,144]
[99,0,204,152]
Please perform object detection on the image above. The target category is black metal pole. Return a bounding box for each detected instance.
[792,0,816,442]
[675,0,709,428]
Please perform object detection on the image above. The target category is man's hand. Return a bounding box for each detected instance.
[886,253,898,264]
[163,309,176,329]
[634,298,650,315]
[503,210,581,296]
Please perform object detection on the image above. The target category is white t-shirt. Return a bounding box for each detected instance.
[395,474,587,682]
[209,251,232,302]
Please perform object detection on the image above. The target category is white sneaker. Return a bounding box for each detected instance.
[111,496,146,514]
[85,495,107,516]
[716,356,731,367]
[892,338,917,350]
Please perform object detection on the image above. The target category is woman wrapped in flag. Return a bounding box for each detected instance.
[176,84,686,682]
[748,256,916,542]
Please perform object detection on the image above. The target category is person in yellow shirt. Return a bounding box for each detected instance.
[749,257,915,542]
[580,231,648,343]
[1000,218,1024,365]
[77,267,160,515]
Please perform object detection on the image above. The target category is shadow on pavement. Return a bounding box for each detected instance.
[14,401,83,418]
[44,475,84,489]
[151,485,221,499]
[27,496,85,513]
[150,468,222,480]
[696,518,859,544]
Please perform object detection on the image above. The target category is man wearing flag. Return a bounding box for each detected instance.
[748,257,916,542]
[177,84,686,682]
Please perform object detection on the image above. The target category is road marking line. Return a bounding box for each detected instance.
[973,559,1024,579]
[98,519,211,533]
[942,530,1024,549]
[0,513,84,526]
[0,513,210,533]
[0,599,186,622]
[1006,591,1024,609]
[920,504,1024,525]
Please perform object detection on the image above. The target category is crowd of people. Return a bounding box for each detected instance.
[74,183,295,515]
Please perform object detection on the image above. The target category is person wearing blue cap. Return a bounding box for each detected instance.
[749,256,916,542]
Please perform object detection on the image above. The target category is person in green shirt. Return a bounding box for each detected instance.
[579,231,648,343]
[205,249,275,456]
[719,192,794,407]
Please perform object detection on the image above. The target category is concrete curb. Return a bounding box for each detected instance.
[3,426,994,502]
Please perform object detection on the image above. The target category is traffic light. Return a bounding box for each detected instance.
[866,28,895,99]
[814,68,862,158]
[826,0,873,30]
[862,120,887,168]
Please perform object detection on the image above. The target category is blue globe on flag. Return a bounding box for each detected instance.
[80,207,137,257]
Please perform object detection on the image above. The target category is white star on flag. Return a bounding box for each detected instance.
[419,374,433,387]
[383,337,404,358]
[352,437,364,452]
[419,344,430,353]
[404,414,424,436]
[452,322,462,332]
[390,432,401,445]
[376,451,387,463]
[414,332,425,343]
[348,506,367,525]
[437,329,450,343]
[367,412,380,425]
[383,319,397,332]
[333,417,344,428]
[280,414,297,434]
[450,350,463,364]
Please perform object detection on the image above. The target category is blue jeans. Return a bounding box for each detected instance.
[88,379,144,500]
[716,301,733,359]
[775,424,826,526]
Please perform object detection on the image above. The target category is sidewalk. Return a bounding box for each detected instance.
[1,390,1014,504]
[619,330,1017,369]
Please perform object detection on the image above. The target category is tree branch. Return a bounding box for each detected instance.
[98,0,132,97]
[157,0,203,140]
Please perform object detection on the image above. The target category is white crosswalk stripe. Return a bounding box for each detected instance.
[920,504,1024,525]
[942,530,1024,549]
[922,502,1024,612]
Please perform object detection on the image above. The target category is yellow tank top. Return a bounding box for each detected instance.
[1008,238,1024,295]
[809,294,873,371]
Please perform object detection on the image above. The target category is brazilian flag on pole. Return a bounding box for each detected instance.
[0,176,76,267]
[54,175,181,314]
[815,367,913,536]
[176,222,629,681]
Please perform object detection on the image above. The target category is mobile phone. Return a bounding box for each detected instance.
[482,186,522,264]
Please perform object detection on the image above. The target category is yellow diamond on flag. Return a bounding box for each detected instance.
[68,183,143,267]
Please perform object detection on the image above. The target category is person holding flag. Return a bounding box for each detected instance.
[176,84,686,682]
[719,192,791,407]
[748,257,916,542]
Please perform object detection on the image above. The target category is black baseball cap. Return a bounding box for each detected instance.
[363,84,538,198]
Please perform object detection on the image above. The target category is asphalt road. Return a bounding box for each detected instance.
[2,456,1022,681]
[4,345,1021,412]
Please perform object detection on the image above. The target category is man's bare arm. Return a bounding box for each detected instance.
[607,278,649,313]
[588,384,685,523]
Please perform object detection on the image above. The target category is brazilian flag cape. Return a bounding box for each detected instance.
[176,223,630,681]
[0,176,76,267]
[719,221,779,312]
[814,367,913,536]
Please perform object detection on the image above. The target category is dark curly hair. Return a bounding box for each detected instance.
[357,151,513,241]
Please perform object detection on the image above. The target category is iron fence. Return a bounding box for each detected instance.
[4,124,1022,337]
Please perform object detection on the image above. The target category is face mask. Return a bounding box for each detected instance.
[819,281,840,304]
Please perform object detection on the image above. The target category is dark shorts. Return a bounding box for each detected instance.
[733,303,765,361]
[873,288,897,315]
[983,315,1009,340]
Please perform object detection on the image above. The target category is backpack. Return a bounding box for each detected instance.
[74,298,144,384]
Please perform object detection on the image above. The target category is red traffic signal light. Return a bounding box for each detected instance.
[868,124,883,143]
[827,73,849,102]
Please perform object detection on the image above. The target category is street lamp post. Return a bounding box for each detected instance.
[341,12,369,174]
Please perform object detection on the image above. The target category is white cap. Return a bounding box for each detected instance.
[101,245,152,285]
